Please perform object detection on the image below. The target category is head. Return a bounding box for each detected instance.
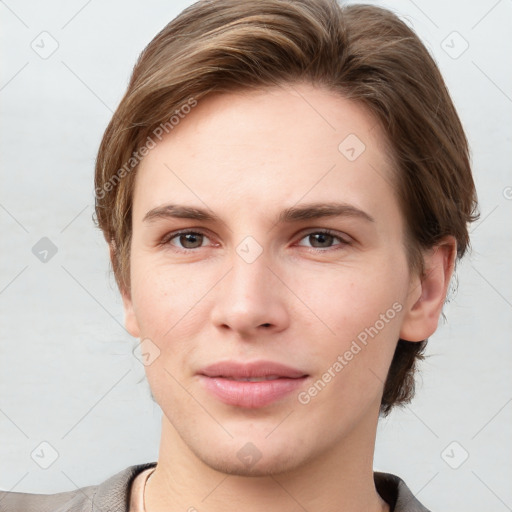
[94,0,478,474]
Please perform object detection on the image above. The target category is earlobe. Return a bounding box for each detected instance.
[121,288,141,338]
[399,236,457,342]
[110,242,141,338]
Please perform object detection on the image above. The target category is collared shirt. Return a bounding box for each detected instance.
[0,462,431,511]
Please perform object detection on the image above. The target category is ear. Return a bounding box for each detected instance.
[399,236,457,342]
[109,242,140,338]
[120,287,141,338]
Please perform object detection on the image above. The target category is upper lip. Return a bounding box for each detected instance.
[199,360,308,379]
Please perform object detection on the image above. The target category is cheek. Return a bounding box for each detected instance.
[130,257,207,337]
[299,260,407,384]
[298,260,406,335]
[298,281,404,424]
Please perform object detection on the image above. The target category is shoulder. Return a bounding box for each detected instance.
[0,462,157,512]
[0,485,96,512]
[374,471,432,512]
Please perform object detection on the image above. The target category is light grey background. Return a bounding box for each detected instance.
[1,1,511,511]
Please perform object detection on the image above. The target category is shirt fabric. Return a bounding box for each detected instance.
[0,462,431,512]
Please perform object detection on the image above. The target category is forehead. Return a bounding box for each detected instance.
[133,83,399,227]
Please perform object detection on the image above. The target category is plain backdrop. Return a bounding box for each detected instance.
[1,1,511,511]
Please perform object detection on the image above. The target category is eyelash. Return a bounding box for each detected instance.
[160,229,351,254]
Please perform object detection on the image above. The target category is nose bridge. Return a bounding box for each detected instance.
[223,217,272,294]
[227,239,272,308]
[231,237,270,299]
[210,235,289,334]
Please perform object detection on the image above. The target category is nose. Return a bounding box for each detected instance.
[209,247,290,338]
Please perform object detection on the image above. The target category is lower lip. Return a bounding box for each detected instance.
[199,376,307,408]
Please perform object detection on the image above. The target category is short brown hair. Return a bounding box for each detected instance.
[94,0,479,415]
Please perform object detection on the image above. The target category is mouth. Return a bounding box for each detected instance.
[221,375,285,382]
[198,360,309,408]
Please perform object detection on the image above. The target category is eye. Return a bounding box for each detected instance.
[163,230,212,251]
[296,229,350,251]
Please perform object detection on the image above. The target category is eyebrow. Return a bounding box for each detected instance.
[142,202,375,225]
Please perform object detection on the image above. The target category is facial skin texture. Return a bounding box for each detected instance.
[121,83,456,512]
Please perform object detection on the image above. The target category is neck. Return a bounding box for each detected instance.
[145,408,388,512]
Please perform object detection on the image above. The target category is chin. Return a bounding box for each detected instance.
[195,446,305,477]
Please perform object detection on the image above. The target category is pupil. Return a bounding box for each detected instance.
[312,233,331,247]
[182,233,201,248]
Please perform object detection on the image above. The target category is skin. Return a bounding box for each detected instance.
[120,82,456,512]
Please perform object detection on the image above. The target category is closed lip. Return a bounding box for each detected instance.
[198,360,308,379]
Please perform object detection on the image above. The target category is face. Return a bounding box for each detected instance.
[122,83,424,476]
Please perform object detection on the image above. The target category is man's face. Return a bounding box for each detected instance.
[123,83,422,475]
